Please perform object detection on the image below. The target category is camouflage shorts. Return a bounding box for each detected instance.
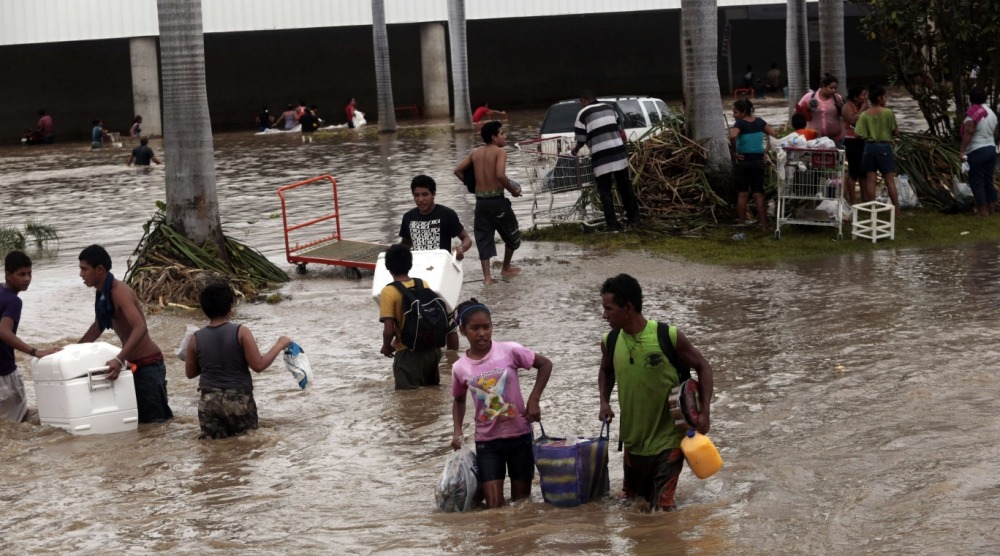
[197,388,259,439]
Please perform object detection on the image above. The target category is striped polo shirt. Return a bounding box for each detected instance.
[574,102,628,177]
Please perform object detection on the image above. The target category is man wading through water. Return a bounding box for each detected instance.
[453,121,523,285]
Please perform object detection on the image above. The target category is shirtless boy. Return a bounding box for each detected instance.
[453,121,523,285]
[77,244,173,423]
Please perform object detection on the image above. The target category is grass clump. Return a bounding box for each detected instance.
[524,207,1000,266]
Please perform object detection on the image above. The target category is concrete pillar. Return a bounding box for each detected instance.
[129,37,162,137]
[420,22,450,119]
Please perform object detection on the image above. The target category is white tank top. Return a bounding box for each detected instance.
[965,105,998,153]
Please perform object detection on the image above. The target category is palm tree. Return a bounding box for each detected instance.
[818,0,847,90]
[156,0,225,250]
[371,0,397,133]
[786,0,810,122]
[447,0,473,131]
[680,0,730,182]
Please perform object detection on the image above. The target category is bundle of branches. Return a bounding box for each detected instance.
[124,203,289,308]
[894,132,967,208]
[628,122,727,233]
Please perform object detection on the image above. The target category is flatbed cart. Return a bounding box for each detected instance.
[277,174,388,276]
[774,146,845,241]
[515,136,615,230]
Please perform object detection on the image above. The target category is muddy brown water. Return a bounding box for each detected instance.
[2,102,999,555]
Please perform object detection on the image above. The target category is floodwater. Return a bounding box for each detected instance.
[2,101,999,555]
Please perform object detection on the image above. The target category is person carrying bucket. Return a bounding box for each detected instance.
[597,273,715,511]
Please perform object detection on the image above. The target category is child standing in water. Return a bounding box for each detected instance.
[185,283,291,439]
[449,299,553,509]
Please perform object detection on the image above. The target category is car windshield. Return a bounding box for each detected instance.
[616,99,646,129]
[540,102,582,135]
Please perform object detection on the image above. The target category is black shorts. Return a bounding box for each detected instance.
[844,137,866,180]
[476,433,534,483]
[623,447,685,510]
[391,348,442,390]
[735,158,765,193]
[134,360,173,423]
[474,197,521,260]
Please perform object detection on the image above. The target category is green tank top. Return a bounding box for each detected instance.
[604,320,684,456]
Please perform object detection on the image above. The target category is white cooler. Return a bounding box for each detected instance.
[371,249,463,312]
[32,342,139,435]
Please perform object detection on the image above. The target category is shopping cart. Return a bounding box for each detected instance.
[774,147,845,240]
[515,137,611,230]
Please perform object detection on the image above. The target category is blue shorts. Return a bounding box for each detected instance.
[476,433,534,483]
[862,143,895,174]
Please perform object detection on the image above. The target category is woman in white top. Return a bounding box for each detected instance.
[959,87,999,217]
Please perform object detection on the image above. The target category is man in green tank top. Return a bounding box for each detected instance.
[598,273,715,511]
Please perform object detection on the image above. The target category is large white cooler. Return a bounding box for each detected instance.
[31,342,138,435]
[371,249,463,312]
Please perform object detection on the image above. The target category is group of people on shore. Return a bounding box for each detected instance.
[729,73,999,230]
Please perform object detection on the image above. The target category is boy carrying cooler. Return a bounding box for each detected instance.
[0,251,60,422]
[379,244,458,390]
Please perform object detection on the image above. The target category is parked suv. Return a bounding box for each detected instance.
[539,95,673,146]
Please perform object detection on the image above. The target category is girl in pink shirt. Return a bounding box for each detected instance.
[450,298,553,509]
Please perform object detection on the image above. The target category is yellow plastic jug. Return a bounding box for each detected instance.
[680,429,723,479]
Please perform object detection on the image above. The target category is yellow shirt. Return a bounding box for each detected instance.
[379,279,415,352]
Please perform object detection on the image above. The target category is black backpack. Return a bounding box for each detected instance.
[392,278,449,351]
[605,322,691,383]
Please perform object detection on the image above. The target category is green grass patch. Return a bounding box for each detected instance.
[523,207,995,265]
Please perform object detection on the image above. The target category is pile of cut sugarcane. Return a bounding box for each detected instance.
[628,122,727,232]
[124,202,288,309]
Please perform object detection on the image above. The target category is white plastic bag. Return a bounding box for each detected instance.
[953,176,973,203]
[896,175,921,209]
[816,198,852,221]
[435,444,479,513]
[175,324,199,362]
[284,341,313,390]
[779,132,806,148]
[808,137,836,149]
[353,110,367,128]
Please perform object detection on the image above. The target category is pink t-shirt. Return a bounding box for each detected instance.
[797,91,844,141]
[451,341,537,442]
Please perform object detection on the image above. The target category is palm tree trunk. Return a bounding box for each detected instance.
[818,0,847,90]
[680,0,730,184]
[371,0,397,133]
[447,0,473,131]
[156,0,225,249]
[786,0,810,122]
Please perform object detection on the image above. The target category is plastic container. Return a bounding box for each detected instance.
[680,429,723,479]
[371,249,463,312]
[32,342,138,435]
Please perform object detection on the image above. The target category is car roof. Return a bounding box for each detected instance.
[550,95,656,104]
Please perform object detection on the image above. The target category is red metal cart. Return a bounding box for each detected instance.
[277,175,388,275]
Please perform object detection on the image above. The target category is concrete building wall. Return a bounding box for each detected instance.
[0,11,888,141]
[1,0,793,46]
